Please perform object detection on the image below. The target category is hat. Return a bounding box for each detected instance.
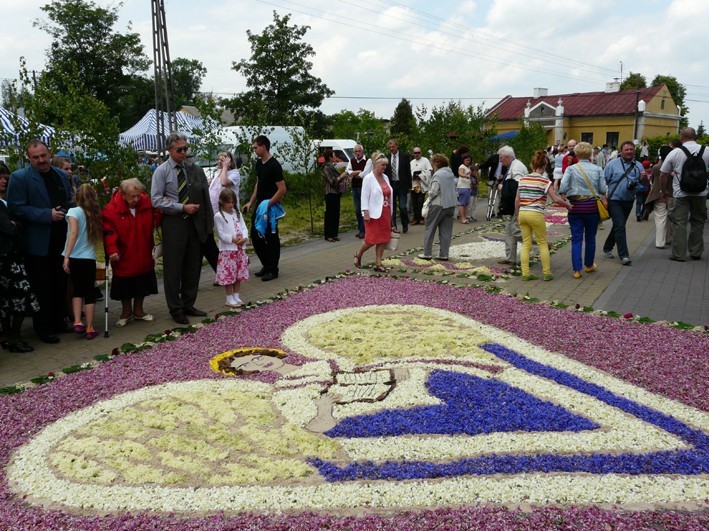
[642,160,651,169]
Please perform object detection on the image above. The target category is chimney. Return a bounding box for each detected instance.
[533,88,548,98]
[605,82,620,93]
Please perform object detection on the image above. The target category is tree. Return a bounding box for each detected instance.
[331,109,388,152]
[507,121,548,168]
[172,58,207,109]
[3,58,148,201]
[697,121,706,137]
[34,0,150,124]
[414,101,496,162]
[390,99,416,137]
[652,74,688,128]
[227,11,334,125]
[620,72,647,90]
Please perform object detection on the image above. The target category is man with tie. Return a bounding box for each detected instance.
[385,139,412,233]
[151,132,213,324]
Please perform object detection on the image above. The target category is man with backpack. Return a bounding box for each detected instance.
[659,127,709,261]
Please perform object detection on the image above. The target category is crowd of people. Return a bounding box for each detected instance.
[1,128,706,351]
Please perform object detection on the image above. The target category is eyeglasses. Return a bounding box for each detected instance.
[413,151,421,155]
[174,146,189,153]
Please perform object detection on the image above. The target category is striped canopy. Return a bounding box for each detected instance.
[0,106,55,146]
[119,109,204,151]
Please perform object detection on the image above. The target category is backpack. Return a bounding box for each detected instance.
[678,145,708,194]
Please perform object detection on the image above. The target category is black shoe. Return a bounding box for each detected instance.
[184,307,207,317]
[690,256,701,260]
[94,287,104,301]
[39,334,60,344]
[261,272,278,281]
[402,226,408,233]
[172,314,189,325]
[254,268,267,277]
[668,256,685,262]
[8,341,34,353]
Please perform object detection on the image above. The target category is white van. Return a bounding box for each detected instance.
[315,139,357,169]
[209,125,309,174]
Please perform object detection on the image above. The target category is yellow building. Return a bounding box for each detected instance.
[486,84,681,147]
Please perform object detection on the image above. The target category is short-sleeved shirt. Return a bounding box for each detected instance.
[660,141,709,198]
[255,157,284,203]
[63,206,96,259]
[518,173,551,214]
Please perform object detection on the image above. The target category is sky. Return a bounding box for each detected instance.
[3,0,709,132]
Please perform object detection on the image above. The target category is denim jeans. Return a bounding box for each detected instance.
[603,200,634,259]
[351,187,364,234]
[568,212,600,271]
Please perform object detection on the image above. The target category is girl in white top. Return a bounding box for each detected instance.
[209,152,241,214]
[214,188,249,307]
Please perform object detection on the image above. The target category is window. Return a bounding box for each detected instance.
[581,133,593,144]
[606,132,619,148]
[661,99,665,110]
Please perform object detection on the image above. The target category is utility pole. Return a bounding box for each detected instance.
[151,0,176,155]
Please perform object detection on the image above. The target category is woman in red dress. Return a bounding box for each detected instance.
[354,154,393,272]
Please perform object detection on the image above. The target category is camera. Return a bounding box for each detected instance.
[627,181,638,191]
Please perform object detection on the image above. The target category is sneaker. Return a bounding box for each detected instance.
[603,251,614,259]
[417,254,433,260]
[232,296,244,306]
[573,271,582,279]
[584,263,598,273]
[85,330,99,340]
[543,274,554,281]
[521,274,539,281]
[73,323,86,334]
[621,257,632,266]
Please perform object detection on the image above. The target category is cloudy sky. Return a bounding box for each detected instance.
[3,0,709,131]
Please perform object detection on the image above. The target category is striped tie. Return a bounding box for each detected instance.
[391,154,398,181]
[177,165,189,218]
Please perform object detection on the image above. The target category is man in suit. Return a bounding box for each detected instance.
[151,132,213,324]
[8,139,73,343]
[385,139,412,233]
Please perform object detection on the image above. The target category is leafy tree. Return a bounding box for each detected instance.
[331,109,389,153]
[507,121,548,168]
[189,94,225,168]
[1,79,32,110]
[697,121,705,137]
[414,101,496,162]
[652,74,688,127]
[5,58,148,203]
[34,0,150,125]
[620,72,647,90]
[172,58,207,109]
[390,98,416,137]
[227,11,334,125]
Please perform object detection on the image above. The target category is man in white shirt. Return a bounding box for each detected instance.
[410,147,433,225]
[496,145,526,265]
[660,127,709,261]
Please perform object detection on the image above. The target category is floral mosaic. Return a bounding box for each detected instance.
[0,276,707,529]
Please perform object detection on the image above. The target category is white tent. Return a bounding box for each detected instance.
[0,106,55,146]
[118,109,204,151]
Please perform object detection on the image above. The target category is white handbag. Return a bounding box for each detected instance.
[385,230,400,251]
[421,196,431,218]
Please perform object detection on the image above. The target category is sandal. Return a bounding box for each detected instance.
[133,314,154,322]
[353,254,362,269]
[115,316,133,327]
[372,265,388,273]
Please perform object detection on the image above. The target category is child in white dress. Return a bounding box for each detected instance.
[214,188,249,307]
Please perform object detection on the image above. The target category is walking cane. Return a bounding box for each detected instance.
[103,256,110,338]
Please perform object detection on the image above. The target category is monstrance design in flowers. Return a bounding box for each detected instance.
[7,302,708,515]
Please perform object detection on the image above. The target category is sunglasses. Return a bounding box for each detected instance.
[413,152,421,155]
[174,146,189,153]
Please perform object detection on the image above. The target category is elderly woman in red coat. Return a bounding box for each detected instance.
[102,178,162,327]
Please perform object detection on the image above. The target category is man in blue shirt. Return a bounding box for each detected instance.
[602,141,644,265]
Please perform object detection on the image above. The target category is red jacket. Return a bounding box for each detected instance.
[102,190,161,277]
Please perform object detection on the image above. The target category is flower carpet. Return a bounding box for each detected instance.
[0,276,707,529]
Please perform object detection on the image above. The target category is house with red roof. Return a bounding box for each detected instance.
[486,83,681,147]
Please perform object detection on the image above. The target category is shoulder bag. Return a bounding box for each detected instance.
[577,165,610,221]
